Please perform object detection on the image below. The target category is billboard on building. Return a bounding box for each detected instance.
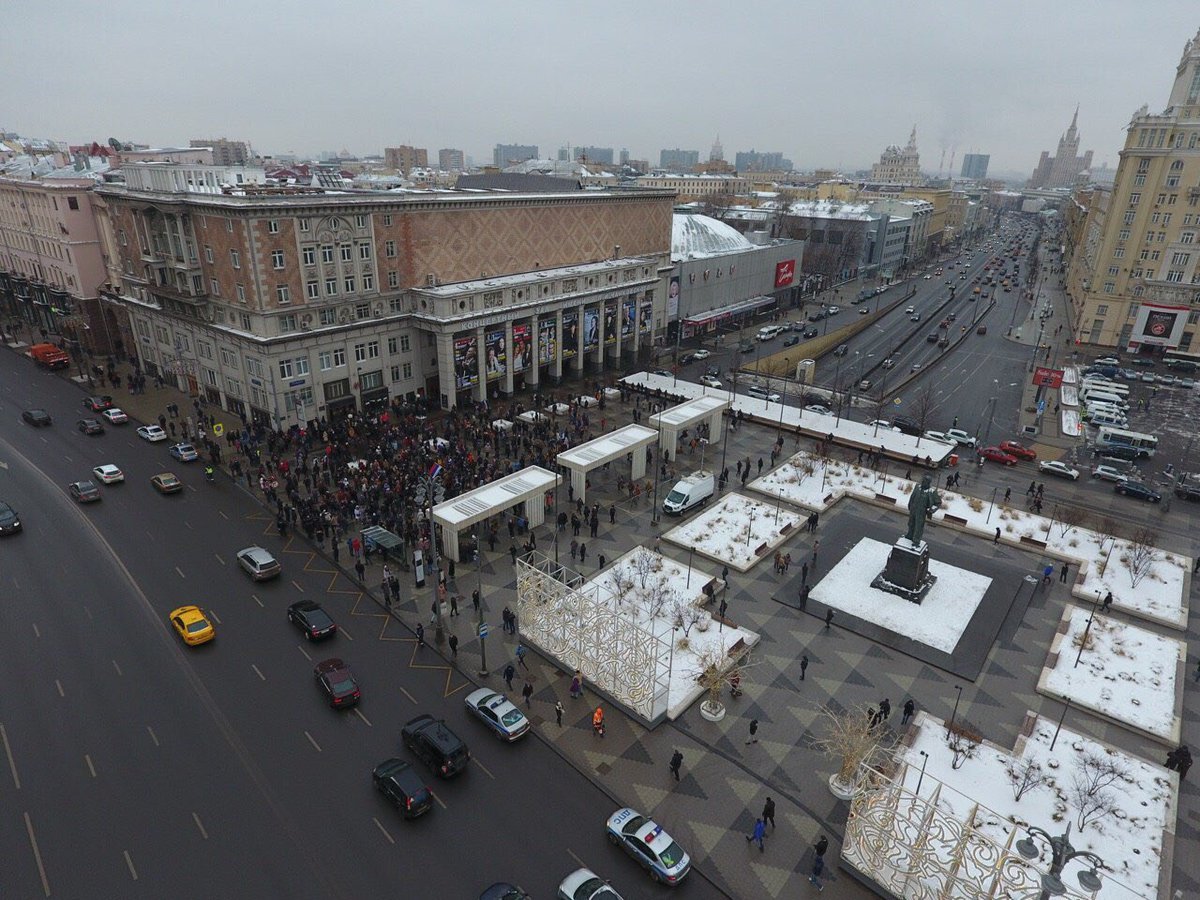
[583,309,599,351]
[562,312,579,358]
[640,298,653,333]
[668,275,680,318]
[604,303,618,344]
[775,259,796,288]
[1131,303,1188,348]
[485,329,507,380]
[622,299,635,339]
[453,336,478,389]
[539,318,558,364]
[1032,366,1064,389]
[512,323,532,372]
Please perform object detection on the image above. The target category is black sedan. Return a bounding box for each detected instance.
[22,408,52,426]
[82,395,114,412]
[372,758,433,819]
[287,600,337,640]
[313,658,360,708]
[0,500,21,534]
[1114,481,1162,503]
[69,480,102,503]
[77,417,105,435]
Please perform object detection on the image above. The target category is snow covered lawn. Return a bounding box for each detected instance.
[661,493,802,572]
[584,547,759,719]
[896,713,1173,900]
[1037,606,1184,744]
[748,450,1190,628]
[809,538,991,653]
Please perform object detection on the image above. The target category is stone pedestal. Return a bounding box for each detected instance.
[871,538,937,604]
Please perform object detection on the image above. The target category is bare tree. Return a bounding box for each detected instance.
[671,599,704,643]
[692,646,754,717]
[911,381,938,450]
[809,702,896,793]
[1055,505,1089,539]
[947,721,982,770]
[631,547,657,591]
[1126,526,1159,588]
[1093,515,1121,576]
[1005,758,1051,802]
[1068,751,1130,831]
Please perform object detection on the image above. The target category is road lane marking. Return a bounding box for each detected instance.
[431,790,447,810]
[63,454,72,463]
[31,623,39,638]
[1,724,21,789]
[353,708,372,727]
[192,812,208,839]
[145,530,155,542]
[304,731,322,752]
[373,817,395,844]
[339,624,353,641]
[399,686,417,704]
[214,553,225,566]
[251,664,266,682]
[123,850,138,880]
[23,813,49,896]
[291,580,305,593]
[472,757,496,780]
[184,521,193,530]
[297,644,312,661]
[84,754,96,777]
[218,510,229,520]
[175,566,186,578]
[146,726,160,747]
[208,610,221,625]
[84,605,93,620]
[54,680,64,697]
[567,848,587,868]
[252,594,264,608]
[112,660,123,676]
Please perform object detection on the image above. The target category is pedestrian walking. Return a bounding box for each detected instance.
[450,594,459,617]
[783,552,792,573]
[509,544,518,564]
[516,642,529,670]
[994,527,1001,544]
[746,718,759,745]
[811,511,820,532]
[824,609,834,630]
[812,540,820,565]
[598,553,606,570]
[415,622,424,646]
[355,559,366,583]
[555,701,564,726]
[902,699,916,725]
[570,538,578,560]
[448,634,459,658]
[1102,590,1113,611]
[592,706,605,737]
[471,588,480,613]
[809,853,825,891]
[721,564,729,582]
[800,654,809,680]
[1004,487,1012,503]
[746,817,766,852]
[879,698,891,721]
[503,662,516,690]
[1041,563,1053,585]
[762,797,776,830]
[521,680,534,708]
[570,669,583,698]
[814,835,829,858]
[774,551,783,574]
[801,561,809,584]
[1060,563,1069,583]
[669,749,683,781]
[579,543,587,564]
[1194,659,1200,683]
[1178,745,1192,779]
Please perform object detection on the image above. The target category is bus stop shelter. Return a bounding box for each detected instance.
[649,396,729,459]
[360,525,403,561]
[556,424,659,504]
[431,465,560,562]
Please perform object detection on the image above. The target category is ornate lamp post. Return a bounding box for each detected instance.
[1015,824,1105,900]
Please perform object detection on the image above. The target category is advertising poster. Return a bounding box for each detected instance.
[485,329,507,381]
[539,318,558,364]
[582,309,599,352]
[512,323,532,372]
[622,299,635,339]
[604,303,618,344]
[668,275,681,318]
[640,299,653,333]
[1133,304,1187,347]
[453,336,478,390]
[775,259,796,288]
[562,311,579,359]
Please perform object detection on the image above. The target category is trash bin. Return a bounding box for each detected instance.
[949,453,959,467]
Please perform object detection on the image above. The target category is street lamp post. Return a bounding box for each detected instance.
[915,749,929,797]
[946,683,963,738]
[1015,824,1106,900]
[686,545,695,589]
[476,548,489,677]
[425,474,447,646]
[1074,590,1104,668]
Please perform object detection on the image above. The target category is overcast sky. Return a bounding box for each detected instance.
[4,1,1196,178]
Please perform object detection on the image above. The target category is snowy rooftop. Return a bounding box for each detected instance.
[557,424,658,468]
[432,465,558,527]
[414,255,660,297]
[783,199,875,220]
[672,213,754,260]
[649,395,729,428]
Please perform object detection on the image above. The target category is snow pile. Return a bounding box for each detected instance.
[1039,607,1183,742]
[810,538,990,652]
[662,493,802,571]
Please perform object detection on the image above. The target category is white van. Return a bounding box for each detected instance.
[663,471,716,515]
[1080,379,1129,398]
[1090,411,1129,428]
[1082,390,1128,409]
[746,385,782,402]
[757,325,784,341]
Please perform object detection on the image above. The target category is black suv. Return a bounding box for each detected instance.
[402,715,470,779]
[1093,444,1142,462]
[891,416,922,437]
[288,600,338,640]
[372,758,433,818]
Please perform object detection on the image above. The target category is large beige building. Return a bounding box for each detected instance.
[384,145,428,174]
[870,127,922,184]
[1066,28,1200,352]
[93,164,674,422]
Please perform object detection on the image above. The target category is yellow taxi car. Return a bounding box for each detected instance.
[170,605,215,646]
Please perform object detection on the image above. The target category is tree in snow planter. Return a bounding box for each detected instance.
[630,546,659,591]
[1053,504,1089,540]
[1006,757,1051,802]
[1093,515,1121,575]
[671,599,704,649]
[692,646,752,722]
[1125,526,1159,589]
[946,720,982,770]
[1068,750,1130,832]
[809,702,895,798]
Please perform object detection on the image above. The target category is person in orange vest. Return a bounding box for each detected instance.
[592,706,605,737]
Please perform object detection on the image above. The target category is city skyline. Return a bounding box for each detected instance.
[1,1,1194,176]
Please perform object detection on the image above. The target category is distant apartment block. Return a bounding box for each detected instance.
[190,138,249,167]
[734,150,793,172]
[438,148,465,171]
[494,143,539,168]
[562,146,614,165]
[659,148,700,169]
[385,146,428,173]
[960,153,989,180]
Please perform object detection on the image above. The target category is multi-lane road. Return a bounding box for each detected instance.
[0,354,724,898]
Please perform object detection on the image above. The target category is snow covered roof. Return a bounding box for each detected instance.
[672,213,754,260]
[783,199,874,221]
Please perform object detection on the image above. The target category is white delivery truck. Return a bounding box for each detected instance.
[662,471,715,515]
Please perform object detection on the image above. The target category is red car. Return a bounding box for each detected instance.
[314,658,361,708]
[979,446,1019,466]
[998,440,1036,461]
